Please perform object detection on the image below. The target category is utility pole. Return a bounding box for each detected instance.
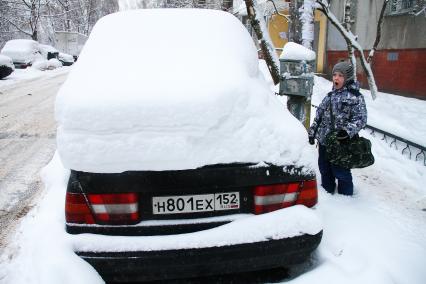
[286,0,315,130]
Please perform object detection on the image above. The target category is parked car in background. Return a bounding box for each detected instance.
[35,44,63,71]
[58,52,74,66]
[39,44,59,60]
[0,54,15,79]
[0,39,42,68]
[57,9,322,283]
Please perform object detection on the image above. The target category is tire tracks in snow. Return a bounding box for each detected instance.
[0,70,68,259]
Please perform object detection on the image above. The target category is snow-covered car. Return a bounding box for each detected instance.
[0,54,15,79]
[56,9,322,282]
[0,39,42,68]
[58,52,74,66]
[39,44,59,60]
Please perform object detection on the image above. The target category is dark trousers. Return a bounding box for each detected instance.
[318,144,353,196]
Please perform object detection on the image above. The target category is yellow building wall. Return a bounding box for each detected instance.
[268,10,327,73]
[315,10,327,74]
[268,12,290,54]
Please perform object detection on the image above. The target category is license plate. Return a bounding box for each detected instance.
[152,192,240,214]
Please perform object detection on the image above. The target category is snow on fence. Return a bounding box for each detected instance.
[311,105,426,166]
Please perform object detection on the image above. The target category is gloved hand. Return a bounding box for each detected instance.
[336,130,349,142]
[309,136,315,145]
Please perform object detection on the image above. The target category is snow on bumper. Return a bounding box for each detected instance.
[70,205,322,252]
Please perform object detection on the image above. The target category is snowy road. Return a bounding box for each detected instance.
[0,69,69,253]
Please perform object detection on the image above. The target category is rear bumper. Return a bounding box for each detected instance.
[77,231,322,282]
[70,206,322,282]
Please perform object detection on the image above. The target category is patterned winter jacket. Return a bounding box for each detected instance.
[308,81,367,146]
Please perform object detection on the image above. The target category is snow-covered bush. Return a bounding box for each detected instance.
[32,58,63,71]
[0,54,15,79]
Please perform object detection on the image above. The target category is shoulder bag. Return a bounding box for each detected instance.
[325,94,375,169]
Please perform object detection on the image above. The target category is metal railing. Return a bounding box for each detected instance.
[366,125,426,165]
[311,104,426,166]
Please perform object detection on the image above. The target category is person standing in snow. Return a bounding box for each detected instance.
[308,61,367,196]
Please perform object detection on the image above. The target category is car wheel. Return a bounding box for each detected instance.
[0,65,13,79]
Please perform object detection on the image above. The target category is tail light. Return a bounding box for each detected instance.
[65,193,95,224]
[295,180,318,208]
[65,192,139,225]
[253,179,318,214]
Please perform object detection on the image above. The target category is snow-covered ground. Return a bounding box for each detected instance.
[0,62,425,284]
[0,66,69,256]
[0,67,69,90]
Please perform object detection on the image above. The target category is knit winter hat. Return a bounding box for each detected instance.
[332,61,354,84]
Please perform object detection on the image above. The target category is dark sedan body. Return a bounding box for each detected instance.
[66,163,322,282]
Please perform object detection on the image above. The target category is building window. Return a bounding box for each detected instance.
[388,0,417,15]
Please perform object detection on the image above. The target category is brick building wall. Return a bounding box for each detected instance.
[326,48,426,99]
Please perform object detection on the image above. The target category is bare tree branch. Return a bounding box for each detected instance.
[0,14,30,26]
[412,5,426,16]
[267,0,291,22]
[0,16,31,36]
[21,0,32,9]
[367,0,389,63]
[245,0,281,85]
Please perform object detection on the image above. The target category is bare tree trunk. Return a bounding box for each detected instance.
[28,0,42,41]
[289,0,302,43]
[86,0,94,35]
[30,1,37,40]
[65,0,71,32]
[367,0,389,63]
[343,0,356,78]
[244,0,280,85]
[301,0,315,50]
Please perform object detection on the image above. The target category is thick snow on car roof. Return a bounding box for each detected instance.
[55,9,314,173]
[1,39,40,63]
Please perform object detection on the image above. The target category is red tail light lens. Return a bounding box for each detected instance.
[65,192,139,225]
[295,180,318,208]
[88,193,139,224]
[65,193,95,224]
[253,179,318,214]
[254,183,300,214]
